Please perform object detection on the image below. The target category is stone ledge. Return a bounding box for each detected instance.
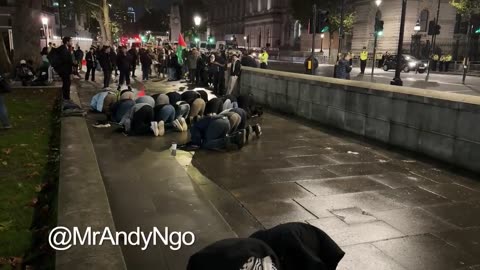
[242,67,480,106]
[56,89,126,270]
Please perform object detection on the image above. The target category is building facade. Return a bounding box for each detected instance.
[204,0,297,49]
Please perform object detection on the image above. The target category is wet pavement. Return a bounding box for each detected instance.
[76,73,480,270]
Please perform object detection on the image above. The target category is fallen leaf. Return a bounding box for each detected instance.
[19,144,28,147]
[28,198,38,207]
[27,171,40,178]
[35,185,42,192]
[0,220,13,231]
[1,161,7,166]
[2,148,11,155]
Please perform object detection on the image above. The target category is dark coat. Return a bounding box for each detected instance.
[98,51,112,71]
[117,52,133,71]
[230,59,242,76]
[110,51,117,68]
[241,55,258,68]
[56,45,74,76]
[85,51,96,68]
[250,222,345,270]
[140,52,152,66]
[335,59,351,79]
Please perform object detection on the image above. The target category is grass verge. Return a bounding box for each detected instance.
[0,88,60,270]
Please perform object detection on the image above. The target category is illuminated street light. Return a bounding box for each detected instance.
[194,16,202,26]
[414,20,421,31]
[375,0,382,7]
[41,17,48,25]
[243,36,247,40]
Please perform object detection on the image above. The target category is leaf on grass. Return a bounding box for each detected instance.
[19,144,28,147]
[27,171,40,178]
[2,148,12,155]
[1,161,7,166]
[0,220,13,231]
[25,163,37,167]
[28,198,38,207]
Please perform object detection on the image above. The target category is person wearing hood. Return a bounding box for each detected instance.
[335,53,352,80]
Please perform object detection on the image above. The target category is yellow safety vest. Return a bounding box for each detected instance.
[445,55,452,62]
[432,54,439,61]
[440,56,446,62]
[360,51,368,61]
[259,52,269,64]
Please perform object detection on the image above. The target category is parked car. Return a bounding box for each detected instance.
[383,54,427,73]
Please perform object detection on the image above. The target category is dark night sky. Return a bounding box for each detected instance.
[125,0,174,18]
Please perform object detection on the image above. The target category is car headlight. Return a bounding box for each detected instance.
[408,62,417,67]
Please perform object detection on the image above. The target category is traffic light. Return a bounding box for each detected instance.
[428,21,440,35]
[374,17,384,36]
[208,36,215,44]
[309,10,329,34]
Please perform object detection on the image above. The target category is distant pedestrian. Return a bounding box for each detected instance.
[98,46,113,88]
[360,46,368,74]
[128,46,139,78]
[439,55,446,72]
[445,54,452,72]
[241,51,258,68]
[227,53,241,95]
[74,46,84,72]
[139,48,152,81]
[187,48,199,84]
[116,46,133,90]
[85,47,96,81]
[336,53,352,80]
[431,53,439,71]
[213,52,226,96]
[110,47,118,77]
[304,55,318,74]
[50,36,74,100]
[259,48,269,69]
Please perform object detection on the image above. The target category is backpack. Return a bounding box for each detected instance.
[47,47,62,71]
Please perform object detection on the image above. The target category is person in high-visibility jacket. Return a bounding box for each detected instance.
[259,48,269,69]
[439,55,446,72]
[445,54,452,72]
[431,54,439,71]
[359,47,368,74]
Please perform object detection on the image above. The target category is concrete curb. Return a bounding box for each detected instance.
[56,86,126,270]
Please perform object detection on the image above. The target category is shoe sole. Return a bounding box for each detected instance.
[158,121,165,136]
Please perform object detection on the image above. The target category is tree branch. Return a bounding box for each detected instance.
[84,0,103,11]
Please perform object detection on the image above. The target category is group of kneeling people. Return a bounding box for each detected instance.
[90,87,263,150]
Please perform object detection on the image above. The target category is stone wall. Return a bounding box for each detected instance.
[239,67,480,173]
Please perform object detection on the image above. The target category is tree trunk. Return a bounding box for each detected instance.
[0,34,12,73]
[13,0,42,66]
[102,0,111,45]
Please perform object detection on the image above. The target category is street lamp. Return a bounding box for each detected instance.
[194,16,202,26]
[371,0,382,77]
[414,20,421,32]
[391,0,408,86]
[320,33,324,53]
[41,17,49,48]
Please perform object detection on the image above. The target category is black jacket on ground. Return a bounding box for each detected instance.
[250,222,345,270]
[56,45,73,76]
[187,238,280,270]
[166,92,182,105]
[117,52,133,71]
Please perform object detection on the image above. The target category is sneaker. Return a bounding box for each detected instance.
[172,119,183,132]
[253,124,262,138]
[158,121,165,136]
[179,117,188,131]
[151,121,159,136]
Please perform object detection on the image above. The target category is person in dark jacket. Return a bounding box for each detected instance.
[110,48,118,77]
[57,37,74,100]
[213,52,226,96]
[116,46,133,90]
[227,54,241,95]
[74,46,84,72]
[250,222,345,270]
[240,52,258,68]
[98,46,113,88]
[85,47,96,81]
[187,238,280,270]
[335,53,352,80]
[139,49,153,81]
[128,47,139,77]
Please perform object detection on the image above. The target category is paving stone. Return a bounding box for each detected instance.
[262,166,338,182]
[373,234,480,270]
[243,200,317,228]
[368,172,438,189]
[423,201,480,228]
[324,152,388,163]
[434,228,480,258]
[324,163,390,176]
[298,176,391,196]
[297,191,406,218]
[285,154,337,166]
[373,207,459,235]
[420,183,480,202]
[409,167,463,183]
[330,207,377,224]
[309,218,404,246]
[230,182,314,203]
[378,186,450,207]
[338,244,407,270]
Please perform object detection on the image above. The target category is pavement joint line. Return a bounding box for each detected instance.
[295,181,318,197]
[292,198,320,220]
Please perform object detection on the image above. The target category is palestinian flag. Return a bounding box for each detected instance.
[177,33,187,65]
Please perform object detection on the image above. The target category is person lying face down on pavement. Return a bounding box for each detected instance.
[187,238,280,270]
[250,222,345,270]
[187,222,345,270]
[151,93,188,137]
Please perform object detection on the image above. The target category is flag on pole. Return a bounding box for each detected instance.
[177,33,187,65]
